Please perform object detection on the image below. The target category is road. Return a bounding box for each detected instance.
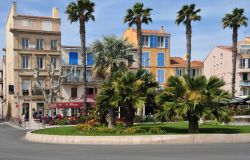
[0,123,250,160]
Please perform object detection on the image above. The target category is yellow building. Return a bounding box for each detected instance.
[122,27,171,87]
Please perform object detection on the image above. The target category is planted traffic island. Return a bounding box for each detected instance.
[26,122,250,145]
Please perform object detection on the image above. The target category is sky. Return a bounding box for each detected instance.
[0,0,250,61]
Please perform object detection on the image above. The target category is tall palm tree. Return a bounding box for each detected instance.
[66,0,95,119]
[91,35,133,80]
[156,76,231,133]
[176,4,201,77]
[222,8,248,97]
[124,2,153,69]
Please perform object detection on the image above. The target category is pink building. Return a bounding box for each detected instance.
[204,37,250,96]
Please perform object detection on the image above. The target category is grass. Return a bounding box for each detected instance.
[33,121,250,136]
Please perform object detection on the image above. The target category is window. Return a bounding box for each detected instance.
[71,88,77,98]
[69,52,78,65]
[37,57,43,69]
[87,53,94,66]
[22,38,29,49]
[87,88,94,95]
[9,85,14,95]
[248,59,250,68]
[243,73,248,81]
[221,53,223,59]
[22,20,29,27]
[142,52,149,67]
[157,36,165,47]
[157,53,165,66]
[86,70,92,82]
[22,56,29,68]
[51,40,57,50]
[22,80,30,96]
[36,39,43,50]
[176,68,185,76]
[51,57,57,68]
[242,88,249,96]
[128,55,133,67]
[157,69,165,84]
[142,35,149,47]
[192,69,196,76]
[42,21,52,31]
[240,59,245,68]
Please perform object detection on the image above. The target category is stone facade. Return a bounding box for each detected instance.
[4,2,61,121]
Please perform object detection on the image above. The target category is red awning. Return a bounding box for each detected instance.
[48,98,95,109]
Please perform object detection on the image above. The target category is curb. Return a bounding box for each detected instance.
[4,122,25,130]
[25,131,250,145]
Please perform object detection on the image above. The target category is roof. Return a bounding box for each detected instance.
[130,28,170,35]
[217,46,232,52]
[170,57,203,68]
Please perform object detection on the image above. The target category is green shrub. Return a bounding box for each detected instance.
[148,127,166,134]
[122,127,146,134]
[244,108,250,115]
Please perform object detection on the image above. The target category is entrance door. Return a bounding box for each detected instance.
[37,103,44,118]
[22,103,29,121]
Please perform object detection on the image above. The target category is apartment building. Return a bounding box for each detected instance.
[49,46,97,117]
[4,2,61,121]
[204,36,250,96]
[0,59,3,119]
[122,27,171,87]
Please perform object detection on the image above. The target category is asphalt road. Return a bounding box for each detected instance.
[0,123,250,160]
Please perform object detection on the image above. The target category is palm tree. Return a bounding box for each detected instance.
[95,81,118,128]
[91,35,133,80]
[156,76,231,133]
[113,70,157,127]
[124,2,153,69]
[176,4,201,77]
[66,0,95,119]
[222,8,248,97]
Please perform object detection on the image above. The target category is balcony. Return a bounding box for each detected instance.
[61,76,100,85]
[31,87,43,96]
[240,81,250,87]
[240,49,250,54]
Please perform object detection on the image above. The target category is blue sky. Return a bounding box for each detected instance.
[0,0,249,61]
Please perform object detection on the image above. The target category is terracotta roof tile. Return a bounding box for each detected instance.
[170,57,203,68]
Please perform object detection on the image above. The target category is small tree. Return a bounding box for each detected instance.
[156,76,231,133]
[33,62,72,116]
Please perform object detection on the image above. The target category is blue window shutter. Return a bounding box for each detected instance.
[150,35,154,47]
[176,68,179,76]
[157,69,165,83]
[87,53,94,66]
[69,52,78,65]
[165,36,168,48]
[157,53,165,66]
[142,52,149,67]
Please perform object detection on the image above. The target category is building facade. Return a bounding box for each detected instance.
[122,27,171,87]
[51,46,97,117]
[204,37,250,96]
[4,2,61,121]
[204,46,233,93]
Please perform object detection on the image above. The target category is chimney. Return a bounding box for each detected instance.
[52,7,59,18]
[160,26,165,32]
[12,2,17,16]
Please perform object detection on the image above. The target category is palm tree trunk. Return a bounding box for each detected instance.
[186,21,192,77]
[137,22,142,69]
[108,108,115,128]
[125,105,135,128]
[80,16,88,121]
[231,26,238,98]
[188,115,199,133]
